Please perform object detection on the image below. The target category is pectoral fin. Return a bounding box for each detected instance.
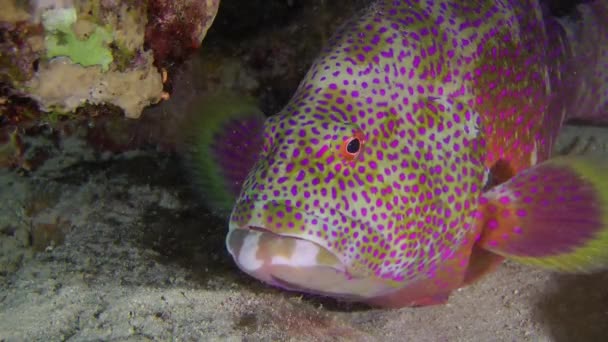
[476,156,608,273]
[180,92,266,217]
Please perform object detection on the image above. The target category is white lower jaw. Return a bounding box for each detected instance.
[225,228,397,299]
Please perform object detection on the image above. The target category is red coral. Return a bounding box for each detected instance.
[145,0,220,68]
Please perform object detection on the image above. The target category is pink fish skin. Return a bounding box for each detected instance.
[213,0,608,307]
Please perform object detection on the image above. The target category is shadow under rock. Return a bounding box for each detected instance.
[534,271,608,341]
[50,152,186,187]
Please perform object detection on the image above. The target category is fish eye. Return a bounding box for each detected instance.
[347,138,360,153]
[340,130,365,161]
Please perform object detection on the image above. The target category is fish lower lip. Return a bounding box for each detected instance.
[225,226,347,277]
[226,224,397,299]
[268,275,365,300]
[270,275,307,291]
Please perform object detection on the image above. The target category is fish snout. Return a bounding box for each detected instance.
[225,225,396,299]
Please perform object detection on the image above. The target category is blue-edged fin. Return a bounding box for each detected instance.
[179,92,266,217]
[476,155,608,273]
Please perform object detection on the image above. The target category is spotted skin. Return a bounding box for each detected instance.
[225,0,608,307]
[477,155,608,274]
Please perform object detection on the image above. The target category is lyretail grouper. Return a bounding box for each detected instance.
[186,0,608,307]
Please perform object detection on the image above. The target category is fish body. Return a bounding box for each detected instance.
[195,0,608,307]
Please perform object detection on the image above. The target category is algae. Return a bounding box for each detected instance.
[42,8,114,72]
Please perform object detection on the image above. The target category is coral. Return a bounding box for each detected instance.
[11,1,166,118]
[1,0,220,119]
[0,0,220,170]
[25,54,162,118]
[0,2,30,23]
[42,7,114,71]
[1,2,157,118]
[145,0,220,67]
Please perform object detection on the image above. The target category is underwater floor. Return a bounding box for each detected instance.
[0,124,607,341]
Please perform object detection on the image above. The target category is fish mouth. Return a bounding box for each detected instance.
[226,223,395,300]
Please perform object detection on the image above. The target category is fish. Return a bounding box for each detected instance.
[188,0,608,308]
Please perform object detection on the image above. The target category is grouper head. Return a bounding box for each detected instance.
[224,0,491,301]
[226,89,485,301]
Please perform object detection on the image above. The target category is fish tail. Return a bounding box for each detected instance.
[179,92,266,217]
[476,155,608,273]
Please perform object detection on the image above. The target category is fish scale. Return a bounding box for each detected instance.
[187,0,608,307]
[233,0,543,281]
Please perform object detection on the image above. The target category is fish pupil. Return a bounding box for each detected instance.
[347,138,360,154]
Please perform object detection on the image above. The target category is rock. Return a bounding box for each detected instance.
[0,0,220,119]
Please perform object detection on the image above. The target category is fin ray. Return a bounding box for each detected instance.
[477,155,608,273]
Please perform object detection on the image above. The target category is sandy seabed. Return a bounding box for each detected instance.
[1,124,607,341]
